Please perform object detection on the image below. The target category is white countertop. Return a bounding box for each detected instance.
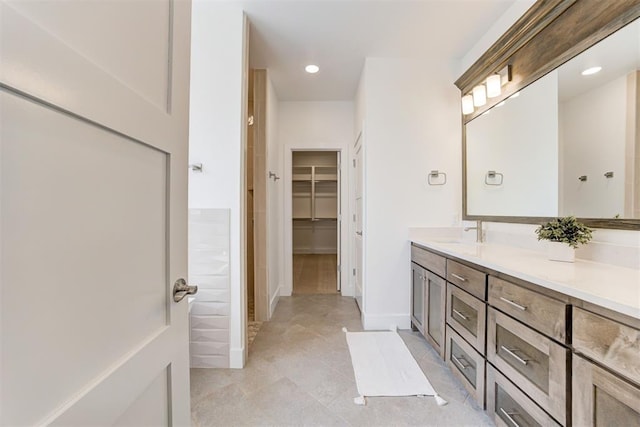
[410,232,640,320]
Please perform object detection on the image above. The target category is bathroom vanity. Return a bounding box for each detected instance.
[433,1,640,423]
[409,237,640,427]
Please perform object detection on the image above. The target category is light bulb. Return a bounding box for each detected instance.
[581,66,602,76]
[486,74,501,98]
[462,95,474,115]
[472,85,486,107]
[305,64,319,74]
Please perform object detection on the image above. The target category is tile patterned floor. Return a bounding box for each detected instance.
[190,294,493,426]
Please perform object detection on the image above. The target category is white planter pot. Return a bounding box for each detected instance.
[547,241,575,262]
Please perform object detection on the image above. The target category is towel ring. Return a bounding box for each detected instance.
[428,170,447,186]
[485,170,504,186]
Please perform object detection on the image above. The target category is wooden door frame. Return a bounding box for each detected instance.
[352,130,365,312]
[283,147,348,297]
[251,69,269,322]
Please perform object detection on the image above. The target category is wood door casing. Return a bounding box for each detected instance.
[252,69,268,321]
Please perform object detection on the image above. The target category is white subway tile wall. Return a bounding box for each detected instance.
[188,209,230,368]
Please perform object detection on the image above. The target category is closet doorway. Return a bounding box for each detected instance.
[291,151,340,294]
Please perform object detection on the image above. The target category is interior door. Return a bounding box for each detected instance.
[336,151,341,292]
[0,0,192,425]
[353,133,364,311]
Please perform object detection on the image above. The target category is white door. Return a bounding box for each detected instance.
[1,0,192,425]
[353,133,364,311]
[336,151,341,292]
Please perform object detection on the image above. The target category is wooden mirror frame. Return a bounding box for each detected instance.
[456,0,640,230]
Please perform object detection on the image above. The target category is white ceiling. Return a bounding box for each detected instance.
[242,0,518,101]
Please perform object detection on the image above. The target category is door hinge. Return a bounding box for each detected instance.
[352,268,356,276]
[352,159,356,167]
[353,214,356,222]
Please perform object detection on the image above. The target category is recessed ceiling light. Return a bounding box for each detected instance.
[581,66,602,76]
[305,64,319,74]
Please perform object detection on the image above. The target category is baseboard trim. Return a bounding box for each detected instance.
[229,346,245,369]
[361,312,411,331]
[269,284,281,317]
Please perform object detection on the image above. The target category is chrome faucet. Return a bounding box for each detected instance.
[464,220,484,243]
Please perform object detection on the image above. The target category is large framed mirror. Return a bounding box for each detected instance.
[456,0,640,230]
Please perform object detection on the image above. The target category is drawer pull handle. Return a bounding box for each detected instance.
[499,408,522,427]
[500,297,527,311]
[451,354,470,370]
[501,346,530,365]
[451,273,467,282]
[452,309,469,321]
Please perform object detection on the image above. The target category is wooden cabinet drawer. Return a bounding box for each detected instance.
[489,276,567,343]
[446,260,486,300]
[446,284,486,353]
[487,308,568,425]
[487,364,561,427]
[445,325,485,407]
[573,354,640,427]
[411,245,446,278]
[573,308,640,387]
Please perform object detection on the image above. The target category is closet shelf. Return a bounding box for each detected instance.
[293,217,337,221]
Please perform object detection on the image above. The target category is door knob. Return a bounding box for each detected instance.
[173,278,198,302]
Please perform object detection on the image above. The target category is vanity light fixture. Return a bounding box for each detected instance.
[581,66,602,76]
[462,95,474,114]
[472,84,487,106]
[509,91,520,99]
[461,65,512,115]
[305,64,320,74]
[496,101,506,107]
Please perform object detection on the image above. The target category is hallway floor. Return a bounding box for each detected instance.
[190,294,492,426]
[293,254,338,294]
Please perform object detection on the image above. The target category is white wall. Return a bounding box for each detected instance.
[278,101,354,296]
[265,73,282,317]
[457,0,536,77]
[560,76,627,218]
[359,58,462,329]
[467,71,559,217]
[188,1,247,368]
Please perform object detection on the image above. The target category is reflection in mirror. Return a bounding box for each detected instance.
[466,19,640,219]
[467,72,559,216]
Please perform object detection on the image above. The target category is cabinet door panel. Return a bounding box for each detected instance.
[573,354,640,427]
[410,263,425,335]
[425,272,446,359]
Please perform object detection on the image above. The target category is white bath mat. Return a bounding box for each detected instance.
[343,327,447,406]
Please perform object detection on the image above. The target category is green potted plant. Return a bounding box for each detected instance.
[535,216,593,262]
